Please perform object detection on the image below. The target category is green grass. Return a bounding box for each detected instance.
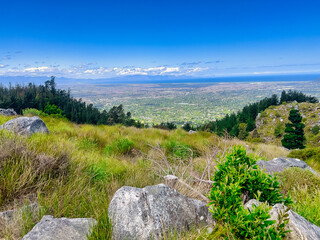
[278,168,320,226]
[0,114,298,239]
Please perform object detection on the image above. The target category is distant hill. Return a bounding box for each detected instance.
[253,101,320,147]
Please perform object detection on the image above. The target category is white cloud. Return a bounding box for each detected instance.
[0,63,213,79]
[24,66,51,72]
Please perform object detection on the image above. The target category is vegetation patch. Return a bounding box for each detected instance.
[208,146,292,239]
[104,138,136,156]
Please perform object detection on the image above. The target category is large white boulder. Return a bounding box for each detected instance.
[0,116,49,136]
[257,157,319,176]
[108,184,213,240]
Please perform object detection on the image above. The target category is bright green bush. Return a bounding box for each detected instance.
[23,108,47,117]
[44,103,65,118]
[208,146,291,239]
[104,138,135,156]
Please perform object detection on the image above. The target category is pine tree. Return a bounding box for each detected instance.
[281,109,305,149]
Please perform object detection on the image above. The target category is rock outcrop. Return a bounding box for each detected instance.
[257,157,319,176]
[0,116,49,135]
[108,184,213,240]
[245,200,320,240]
[22,215,97,240]
[0,108,17,116]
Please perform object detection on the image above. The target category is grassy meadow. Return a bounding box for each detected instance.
[0,114,320,239]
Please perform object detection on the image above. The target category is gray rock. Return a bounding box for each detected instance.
[0,108,17,116]
[257,157,319,176]
[244,199,261,211]
[0,116,49,135]
[270,204,320,240]
[245,200,320,240]
[0,203,39,223]
[108,184,213,240]
[188,130,197,134]
[22,215,97,240]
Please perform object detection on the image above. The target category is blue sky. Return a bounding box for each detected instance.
[1,0,320,79]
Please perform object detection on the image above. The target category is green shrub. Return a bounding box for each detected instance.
[104,138,135,156]
[164,140,194,159]
[311,125,320,135]
[43,103,65,118]
[23,108,47,117]
[208,146,291,239]
[288,147,320,161]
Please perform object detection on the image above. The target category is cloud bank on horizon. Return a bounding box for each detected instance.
[1,0,320,80]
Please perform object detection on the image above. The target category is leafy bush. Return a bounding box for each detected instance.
[208,146,291,239]
[104,138,135,156]
[23,108,47,117]
[44,103,65,118]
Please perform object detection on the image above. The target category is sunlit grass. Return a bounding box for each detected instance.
[0,115,293,239]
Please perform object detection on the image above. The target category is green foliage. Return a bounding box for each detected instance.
[281,109,306,149]
[182,122,195,132]
[274,123,285,138]
[209,146,291,239]
[201,90,318,140]
[288,147,320,162]
[153,122,177,130]
[278,168,320,226]
[88,213,112,240]
[238,123,248,140]
[104,138,135,156]
[164,140,194,159]
[0,77,139,127]
[311,125,320,135]
[23,108,47,117]
[260,112,268,118]
[280,90,318,104]
[275,112,281,118]
[44,102,65,118]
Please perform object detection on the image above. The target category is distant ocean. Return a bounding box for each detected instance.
[0,73,319,86]
[92,73,320,85]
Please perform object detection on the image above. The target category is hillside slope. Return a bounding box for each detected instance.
[254,101,320,147]
[1,113,320,239]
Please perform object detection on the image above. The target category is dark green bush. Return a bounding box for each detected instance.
[208,146,291,239]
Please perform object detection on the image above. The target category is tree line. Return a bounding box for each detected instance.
[0,77,143,127]
[198,90,318,137]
